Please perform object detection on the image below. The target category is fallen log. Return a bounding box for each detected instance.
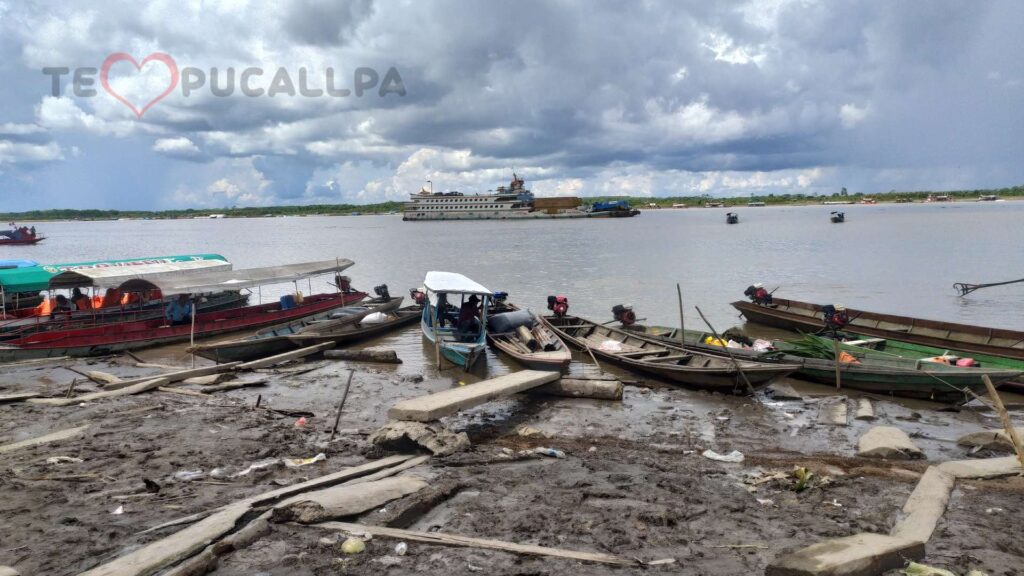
[29,378,170,407]
[102,364,241,391]
[86,371,125,385]
[183,374,235,386]
[0,392,41,404]
[531,378,622,400]
[324,349,401,363]
[200,379,268,394]
[318,522,636,566]
[235,342,336,371]
[0,424,89,454]
[83,455,419,576]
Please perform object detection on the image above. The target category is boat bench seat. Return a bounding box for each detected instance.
[619,349,668,358]
[646,354,691,363]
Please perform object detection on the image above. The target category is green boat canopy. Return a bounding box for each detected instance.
[0,254,229,294]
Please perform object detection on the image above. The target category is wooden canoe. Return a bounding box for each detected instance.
[732,297,1024,361]
[287,304,422,347]
[542,315,798,393]
[192,297,405,363]
[630,325,1022,403]
[486,306,571,370]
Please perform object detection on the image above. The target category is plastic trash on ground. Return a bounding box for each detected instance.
[172,469,205,482]
[284,453,326,468]
[341,537,366,554]
[701,449,744,463]
[45,456,83,465]
[902,562,957,576]
[394,542,408,556]
[533,447,566,458]
[234,458,281,477]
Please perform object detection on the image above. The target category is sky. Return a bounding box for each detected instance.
[0,0,1022,211]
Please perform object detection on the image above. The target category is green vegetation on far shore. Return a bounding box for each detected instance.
[2,185,1021,221]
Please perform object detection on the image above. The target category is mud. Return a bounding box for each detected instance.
[0,335,1022,575]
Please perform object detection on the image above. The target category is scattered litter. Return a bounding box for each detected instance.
[234,458,281,477]
[598,340,623,352]
[588,446,597,452]
[716,416,730,421]
[826,498,843,508]
[172,469,205,482]
[284,453,326,468]
[985,507,1004,514]
[647,558,676,566]
[516,426,544,437]
[701,449,744,463]
[394,542,408,556]
[209,467,231,480]
[111,505,124,515]
[533,447,565,458]
[294,416,308,427]
[756,498,774,506]
[340,537,365,554]
[902,562,957,576]
[45,456,83,465]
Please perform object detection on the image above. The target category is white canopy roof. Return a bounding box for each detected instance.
[155,258,354,294]
[423,271,491,296]
[48,258,231,290]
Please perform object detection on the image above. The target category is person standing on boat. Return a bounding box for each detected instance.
[165,294,193,326]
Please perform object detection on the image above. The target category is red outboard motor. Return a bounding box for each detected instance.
[335,275,353,293]
[547,295,569,317]
[611,304,636,326]
[821,304,849,331]
[409,287,427,307]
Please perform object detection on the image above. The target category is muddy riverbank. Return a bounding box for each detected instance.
[1,335,1022,575]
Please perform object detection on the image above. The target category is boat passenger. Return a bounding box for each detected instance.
[165,294,193,326]
[100,288,123,308]
[50,295,72,317]
[71,287,91,311]
[744,283,773,305]
[458,295,482,333]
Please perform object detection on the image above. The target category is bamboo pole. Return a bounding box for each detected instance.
[981,374,1024,472]
[329,370,355,442]
[190,298,197,368]
[694,306,754,394]
[676,283,685,347]
[431,298,442,369]
[833,337,842,390]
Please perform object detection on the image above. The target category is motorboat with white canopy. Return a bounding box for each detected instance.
[421,271,491,369]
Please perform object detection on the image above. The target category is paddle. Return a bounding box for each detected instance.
[954,277,1024,296]
[694,306,754,394]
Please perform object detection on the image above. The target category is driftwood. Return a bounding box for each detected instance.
[86,371,125,385]
[82,455,420,576]
[182,374,235,386]
[0,425,89,454]
[103,364,241,391]
[318,522,636,566]
[235,342,336,371]
[199,379,268,394]
[29,378,170,407]
[324,349,401,363]
[0,392,41,404]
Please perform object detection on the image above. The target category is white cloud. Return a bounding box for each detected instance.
[153,136,200,157]
[839,103,871,128]
[0,140,63,164]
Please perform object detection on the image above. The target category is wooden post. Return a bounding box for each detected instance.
[694,306,754,394]
[190,299,197,368]
[329,370,355,442]
[982,374,1024,472]
[832,337,842,390]
[676,283,685,348]
[431,299,442,369]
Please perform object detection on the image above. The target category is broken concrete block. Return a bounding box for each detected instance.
[369,421,470,456]
[854,398,875,421]
[817,397,848,426]
[271,476,427,524]
[768,382,803,400]
[857,426,923,459]
[767,532,924,576]
[956,427,1024,453]
[937,456,1021,479]
[891,466,955,544]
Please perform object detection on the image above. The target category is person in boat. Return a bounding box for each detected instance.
[822,304,850,330]
[50,295,72,317]
[458,295,482,333]
[70,287,91,311]
[165,294,193,326]
[744,283,773,306]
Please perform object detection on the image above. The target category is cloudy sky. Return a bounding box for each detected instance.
[0,0,1022,210]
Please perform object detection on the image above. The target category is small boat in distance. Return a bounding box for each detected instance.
[830,211,845,223]
[0,223,44,245]
[421,271,491,369]
[726,212,739,224]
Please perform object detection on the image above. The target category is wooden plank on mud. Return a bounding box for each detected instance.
[236,342,335,370]
[388,370,560,422]
[102,363,241,390]
[29,378,170,407]
[0,424,89,454]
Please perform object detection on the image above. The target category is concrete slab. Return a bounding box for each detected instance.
[389,370,561,422]
[768,382,803,400]
[956,428,1024,453]
[817,398,848,426]
[854,398,875,421]
[857,426,923,459]
[937,456,1021,479]
[767,532,924,576]
[890,466,955,544]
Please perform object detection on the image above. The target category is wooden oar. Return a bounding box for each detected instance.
[694,306,754,394]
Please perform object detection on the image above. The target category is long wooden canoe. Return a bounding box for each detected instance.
[192,297,405,363]
[732,297,1024,361]
[629,325,1022,403]
[287,305,422,347]
[542,315,798,393]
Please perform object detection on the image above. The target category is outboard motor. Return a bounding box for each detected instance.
[491,291,509,310]
[547,295,569,317]
[373,284,390,301]
[612,304,636,326]
[821,304,849,331]
[409,287,427,307]
[335,275,353,293]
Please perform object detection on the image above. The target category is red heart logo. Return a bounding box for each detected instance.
[100,52,179,119]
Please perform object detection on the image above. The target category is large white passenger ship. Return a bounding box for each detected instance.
[403,175,638,221]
